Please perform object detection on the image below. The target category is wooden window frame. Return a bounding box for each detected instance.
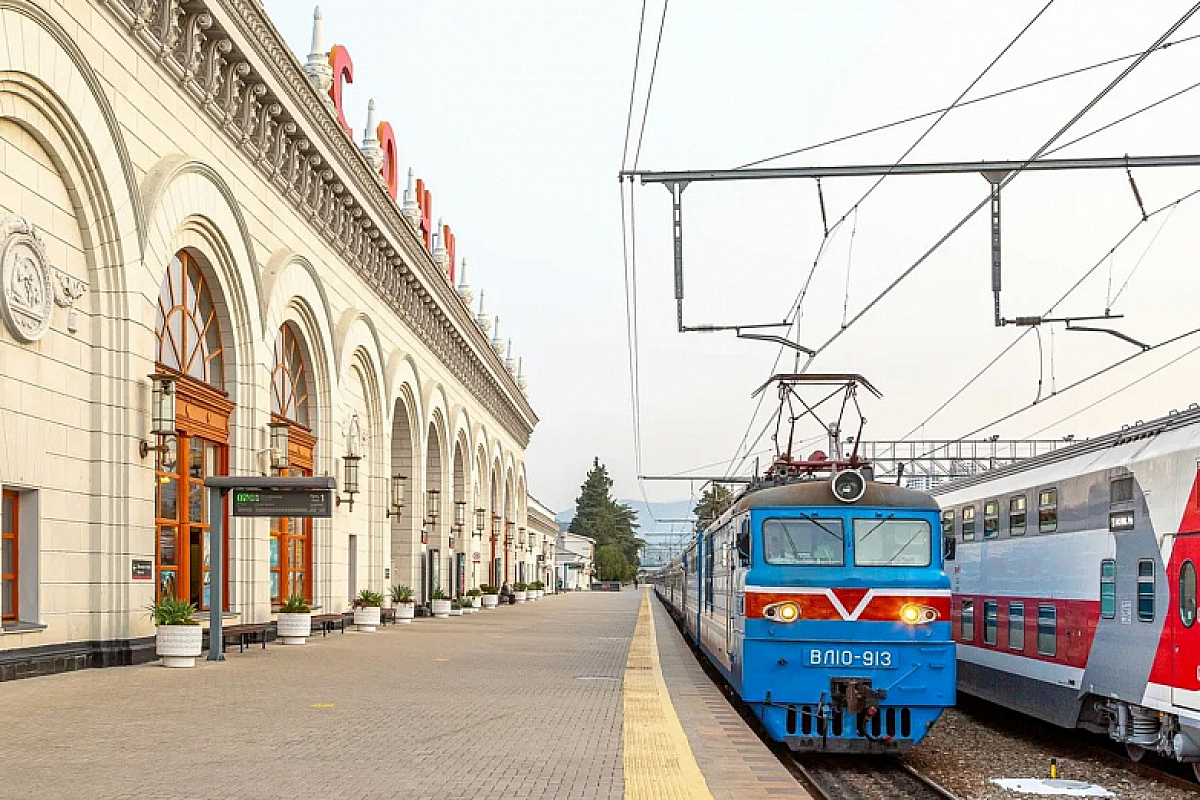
[2,491,18,623]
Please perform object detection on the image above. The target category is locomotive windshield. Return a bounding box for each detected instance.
[852,518,931,567]
[762,518,844,565]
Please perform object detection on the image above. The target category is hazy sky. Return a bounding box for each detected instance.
[264,2,1200,515]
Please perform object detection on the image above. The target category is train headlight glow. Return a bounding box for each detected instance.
[900,603,938,624]
[764,601,801,623]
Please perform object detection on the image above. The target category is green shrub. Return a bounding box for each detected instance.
[147,596,198,626]
[356,588,384,608]
[479,584,499,594]
[430,588,448,601]
[513,582,527,591]
[465,588,482,597]
[390,584,414,603]
[280,594,311,613]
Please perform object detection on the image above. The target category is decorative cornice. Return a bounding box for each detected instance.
[99,0,537,445]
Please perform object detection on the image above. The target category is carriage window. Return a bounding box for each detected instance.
[960,599,975,642]
[1138,560,1155,622]
[1009,495,1026,536]
[1100,560,1116,619]
[941,509,955,539]
[983,600,998,645]
[1111,476,1134,503]
[762,518,843,566]
[962,506,976,541]
[983,501,999,539]
[1180,561,1197,629]
[1008,602,1025,650]
[1037,605,1056,656]
[853,518,931,567]
[1038,488,1058,533]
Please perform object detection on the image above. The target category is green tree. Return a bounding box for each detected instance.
[595,544,632,582]
[569,458,643,575]
[693,483,733,528]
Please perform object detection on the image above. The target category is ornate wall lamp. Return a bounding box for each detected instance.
[269,421,290,473]
[335,454,361,511]
[384,474,407,519]
[491,513,501,544]
[422,488,440,545]
[473,507,486,542]
[139,373,177,458]
[451,500,466,549]
[504,520,514,548]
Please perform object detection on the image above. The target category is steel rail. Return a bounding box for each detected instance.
[792,754,960,800]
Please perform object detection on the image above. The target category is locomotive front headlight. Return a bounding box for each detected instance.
[900,603,938,624]
[764,601,801,623]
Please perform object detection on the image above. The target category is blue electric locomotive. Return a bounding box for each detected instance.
[655,376,955,753]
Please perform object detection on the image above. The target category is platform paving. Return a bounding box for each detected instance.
[0,592,637,800]
[0,590,807,799]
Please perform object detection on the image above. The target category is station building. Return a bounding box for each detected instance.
[0,0,546,678]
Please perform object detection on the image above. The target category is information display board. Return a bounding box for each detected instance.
[232,488,332,518]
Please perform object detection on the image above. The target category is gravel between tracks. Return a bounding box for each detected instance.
[903,703,1199,800]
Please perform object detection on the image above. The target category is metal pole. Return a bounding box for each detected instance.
[207,487,225,662]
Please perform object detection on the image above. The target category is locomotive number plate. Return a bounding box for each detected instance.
[806,648,897,669]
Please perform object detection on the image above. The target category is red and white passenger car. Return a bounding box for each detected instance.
[932,406,1200,776]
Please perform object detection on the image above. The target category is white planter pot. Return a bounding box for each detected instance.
[482,594,499,609]
[528,590,539,601]
[396,602,415,624]
[537,589,545,599]
[469,596,482,609]
[514,590,527,603]
[465,606,477,614]
[156,624,203,668]
[431,599,452,618]
[277,612,312,645]
[354,606,381,632]
[449,607,463,616]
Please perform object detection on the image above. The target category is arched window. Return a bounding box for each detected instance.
[153,251,231,609]
[269,324,315,604]
[271,324,309,427]
[156,251,224,387]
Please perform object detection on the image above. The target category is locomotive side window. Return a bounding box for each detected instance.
[1009,495,1026,536]
[762,518,844,566]
[1037,605,1056,656]
[1111,476,1134,503]
[1038,488,1058,533]
[960,599,975,642]
[1180,561,1197,628]
[1008,603,1025,650]
[983,600,998,645]
[962,506,976,541]
[852,518,931,567]
[1100,559,1116,619]
[1137,560,1155,622]
[983,501,999,539]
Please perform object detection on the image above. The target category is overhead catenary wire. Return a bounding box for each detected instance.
[619,0,650,172]
[733,32,1200,170]
[632,0,671,170]
[810,2,1200,362]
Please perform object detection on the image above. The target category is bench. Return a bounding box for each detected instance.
[219,623,269,654]
[310,613,345,636]
[380,607,396,626]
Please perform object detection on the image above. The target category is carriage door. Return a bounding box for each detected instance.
[727,517,750,676]
[1172,465,1200,709]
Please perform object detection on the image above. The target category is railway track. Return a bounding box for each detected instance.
[792,754,959,800]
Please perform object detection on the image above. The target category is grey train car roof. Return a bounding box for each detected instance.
[929,404,1200,496]
[732,479,939,513]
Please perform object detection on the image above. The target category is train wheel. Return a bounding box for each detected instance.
[1125,743,1147,762]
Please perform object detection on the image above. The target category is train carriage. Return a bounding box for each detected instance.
[931,405,1200,776]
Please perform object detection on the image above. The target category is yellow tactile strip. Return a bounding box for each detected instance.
[623,589,715,800]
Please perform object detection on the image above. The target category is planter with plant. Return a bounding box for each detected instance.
[277,594,313,645]
[513,582,528,603]
[479,584,499,609]
[449,598,464,617]
[430,588,452,618]
[465,587,482,611]
[149,596,202,668]
[390,584,415,624]
[353,588,384,632]
[527,581,541,600]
